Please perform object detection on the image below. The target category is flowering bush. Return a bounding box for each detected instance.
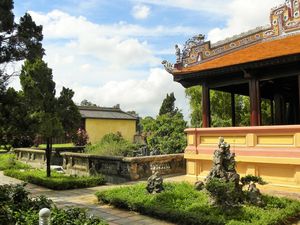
[72,128,89,146]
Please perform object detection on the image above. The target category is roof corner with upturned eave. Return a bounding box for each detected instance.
[162,0,300,76]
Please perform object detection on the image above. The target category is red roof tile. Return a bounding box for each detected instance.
[173,34,300,75]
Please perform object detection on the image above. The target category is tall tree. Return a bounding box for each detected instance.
[185,86,202,127]
[0,88,36,149]
[0,0,44,89]
[57,87,81,136]
[20,59,63,177]
[0,0,44,149]
[159,92,178,116]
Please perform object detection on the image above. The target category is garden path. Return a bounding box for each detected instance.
[0,171,173,225]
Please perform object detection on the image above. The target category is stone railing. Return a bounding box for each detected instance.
[14,148,62,167]
[61,152,185,183]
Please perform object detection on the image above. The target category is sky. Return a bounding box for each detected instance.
[11,0,283,119]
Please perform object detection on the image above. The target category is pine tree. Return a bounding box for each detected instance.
[20,59,63,177]
[159,92,178,116]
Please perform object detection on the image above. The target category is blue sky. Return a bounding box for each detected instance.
[12,0,283,119]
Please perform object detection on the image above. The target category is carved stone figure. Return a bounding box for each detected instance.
[175,44,181,63]
[146,172,164,194]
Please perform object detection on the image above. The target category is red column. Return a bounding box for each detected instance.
[249,78,261,126]
[202,83,210,128]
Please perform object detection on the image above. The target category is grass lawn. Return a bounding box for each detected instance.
[37,143,74,148]
[4,169,106,190]
[0,154,31,170]
[96,182,300,225]
[0,153,106,190]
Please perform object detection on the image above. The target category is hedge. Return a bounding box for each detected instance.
[4,169,106,190]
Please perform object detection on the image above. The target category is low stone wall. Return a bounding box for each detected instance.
[61,152,185,183]
[14,148,63,167]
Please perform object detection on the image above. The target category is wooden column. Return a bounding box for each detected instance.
[249,78,261,126]
[231,93,236,127]
[298,75,300,123]
[270,99,274,125]
[202,83,210,128]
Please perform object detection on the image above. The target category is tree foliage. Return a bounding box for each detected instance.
[80,99,97,107]
[185,85,271,127]
[185,86,202,127]
[141,94,187,154]
[0,88,36,148]
[0,0,44,88]
[159,92,178,116]
[0,0,44,149]
[57,87,81,136]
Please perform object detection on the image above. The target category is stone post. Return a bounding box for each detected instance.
[39,208,51,225]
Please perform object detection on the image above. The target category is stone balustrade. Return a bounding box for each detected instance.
[13,148,185,183]
[61,152,185,183]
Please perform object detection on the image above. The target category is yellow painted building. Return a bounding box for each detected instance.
[78,106,137,144]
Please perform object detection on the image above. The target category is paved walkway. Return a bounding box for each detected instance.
[0,171,173,225]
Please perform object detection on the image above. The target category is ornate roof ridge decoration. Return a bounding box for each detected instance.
[162,0,300,73]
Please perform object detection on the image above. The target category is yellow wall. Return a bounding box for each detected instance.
[85,118,136,144]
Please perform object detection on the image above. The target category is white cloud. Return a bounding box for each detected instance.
[132,4,151,19]
[207,0,284,42]
[30,10,196,39]
[134,0,285,43]
[71,68,187,118]
[133,0,232,15]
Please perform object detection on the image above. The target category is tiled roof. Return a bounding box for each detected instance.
[78,106,137,120]
[173,34,300,75]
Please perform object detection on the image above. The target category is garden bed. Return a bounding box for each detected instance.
[96,182,300,225]
[4,169,106,190]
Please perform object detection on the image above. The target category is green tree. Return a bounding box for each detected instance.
[185,86,202,127]
[57,87,81,137]
[210,90,232,127]
[80,99,97,107]
[0,88,36,149]
[0,0,43,89]
[0,0,44,149]
[141,112,186,154]
[20,59,63,177]
[159,92,178,116]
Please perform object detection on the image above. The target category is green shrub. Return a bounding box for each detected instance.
[0,154,31,171]
[205,178,242,207]
[85,132,138,156]
[4,169,106,190]
[0,183,107,225]
[96,182,300,225]
[50,207,107,225]
[72,128,89,146]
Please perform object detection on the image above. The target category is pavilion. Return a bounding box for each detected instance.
[164,0,300,189]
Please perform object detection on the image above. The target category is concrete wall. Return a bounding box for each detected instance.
[85,118,136,144]
[185,125,300,190]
